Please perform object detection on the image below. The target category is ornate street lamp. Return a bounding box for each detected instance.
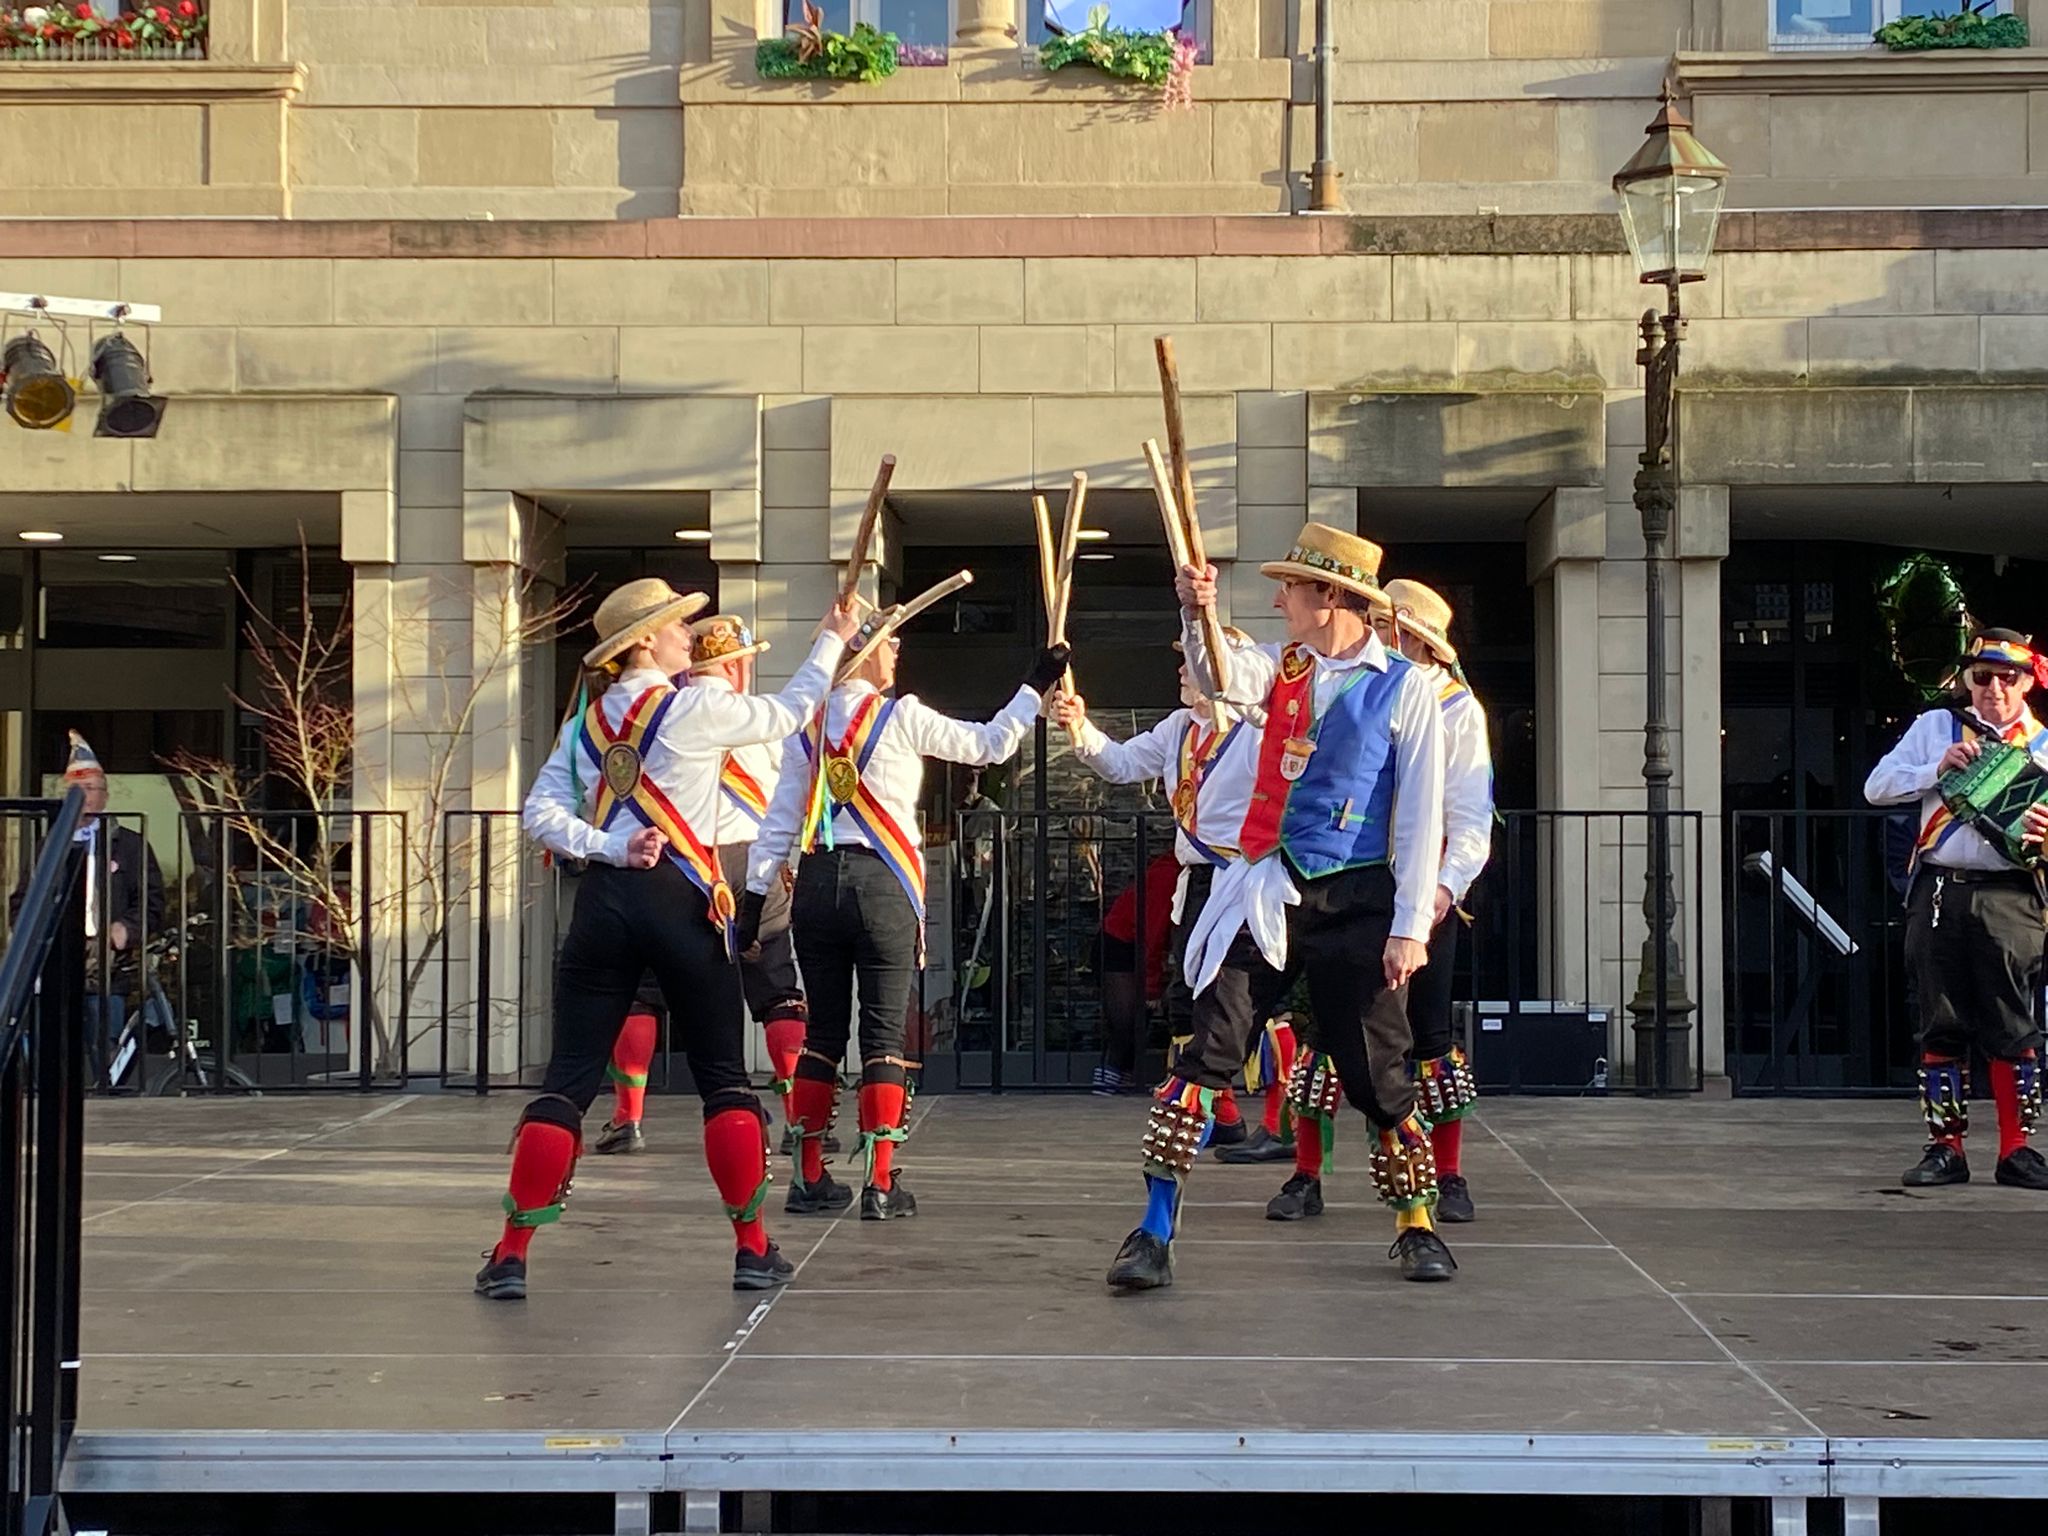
[1612,84,1728,1092]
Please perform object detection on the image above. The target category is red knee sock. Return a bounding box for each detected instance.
[1431,1116,1463,1178]
[764,1014,807,1122]
[1991,1055,2035,1160]
[496,1121,577,1264]
[608,1011,657,1126]
[859,1081,908,1188]
[703,1107,771,1256]
[1214,1087,1243,1127]
[790,1075,837,1183]
[1296,1120,1324,1178]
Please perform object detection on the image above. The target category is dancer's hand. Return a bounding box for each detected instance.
[820,600,862,645]
[735,889,767,952]
[1432,886,1454,927]
[622,826,666,869]
[1383,936,1427,991]
[1051,690,1087,732]
[1939,739,1980,776]
[1174,562,1218,615]
[2025,803,2048,847]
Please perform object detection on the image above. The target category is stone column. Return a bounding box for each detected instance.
[955,0,1019,46]
[1232,391,1308,646]
[1677,484,1729,1078]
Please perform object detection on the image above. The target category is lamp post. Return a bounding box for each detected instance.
[1611,84,1728,1092]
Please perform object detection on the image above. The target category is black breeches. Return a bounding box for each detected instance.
[792,846,920,1067]
[1907,868,2046,1060]
[1406,910,1462,1062]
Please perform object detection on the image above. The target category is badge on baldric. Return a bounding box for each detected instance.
[1279,736,1316,781]
[1280,648,1313,684]
[825,756,860,805]
[1172,779,1198,824]
[708,879,738,924]
[602,742,644,800]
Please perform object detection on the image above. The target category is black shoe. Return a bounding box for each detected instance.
[1436,1173,1475,1224]
[1391,1226,1458,1282]
[1903,1143,1970,1187]
[785,1171,854,1214]
[593,1119,644,1156]
[1106,1227,1172,1290]
[1216,1125,1296,1164]
[733,1242,796,1291]
[1265,1172,1324,1220]
[1207,1117,1249,1148]
[860,1174,918,1220]
[473,1251,527,1301]
[1995,1146,2048,1190]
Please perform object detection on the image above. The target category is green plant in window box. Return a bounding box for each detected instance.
[1038,4,1185,87]
[1873,1,2027,50]
[756,0,901,82]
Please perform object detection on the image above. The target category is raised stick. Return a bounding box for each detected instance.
[840,454,896,608]
[1050,471,1088,648]
[1142,439,1228,708]
[1154,337,1230,702]
[833,569,973,685]
[1031,494,1059,638]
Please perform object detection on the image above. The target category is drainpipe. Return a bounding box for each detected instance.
[1307,0,1342,211]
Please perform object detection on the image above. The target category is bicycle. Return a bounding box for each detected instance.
[102,927,260,1097]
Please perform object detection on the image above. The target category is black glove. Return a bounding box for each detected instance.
[734,890,767,953]
[1024,643,1073,696]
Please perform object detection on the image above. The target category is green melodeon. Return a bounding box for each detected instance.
[1937,732,2048,869]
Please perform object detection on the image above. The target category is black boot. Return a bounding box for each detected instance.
[1216,1125,1295,1164]
[1208,1117,1248,1148]
[473,1251,527,1301]
[733,1242,796,1291]
[1265,1172,1323,1221]
[1436,1173,1475,1223]
[1902,1142,1970,1187]
[785,1170,854,1214]
[1106,1228,1172,1290]
[593,1119,644,1156]
[860,1173,918,1220]
[1995,1145,2048,1189]
[1391,1226,1458,1282]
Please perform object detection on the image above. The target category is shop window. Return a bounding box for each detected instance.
[37,551,231,650]
[1770,0,2010,49]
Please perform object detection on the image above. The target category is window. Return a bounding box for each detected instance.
[37,551,231,650]
[1026,0,1206,52]
[1771,0,2009,49]
[784,0,952,50]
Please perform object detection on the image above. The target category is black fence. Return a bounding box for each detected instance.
[2,793,89,1536]
[1727,808,1915,1096]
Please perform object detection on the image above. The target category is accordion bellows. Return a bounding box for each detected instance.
[1938,736,2048,868]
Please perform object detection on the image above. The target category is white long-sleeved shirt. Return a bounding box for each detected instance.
[689,675,783,846]
[1865,705,2048,873]
[1177,622,1445,994]
[746,680,1042,894]
[522,633,843,868]
[1071,707,1256,870]
[1420,665,1495,905]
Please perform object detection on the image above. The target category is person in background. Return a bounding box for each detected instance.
[1095,848,1182,1097]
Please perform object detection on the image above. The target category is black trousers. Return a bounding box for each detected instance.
[720,844,802,1015]
[1907,866,2046,1060]
[1180,864,1415,1130]
[1406,911,1462,1061]
[1166,863,1296,1043]
[792,845,920,1068]
[535,862,751,1127]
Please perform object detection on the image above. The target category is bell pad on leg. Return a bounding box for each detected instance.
[1287,1048,1344,1120]
[1416,1046,1479,1125]
[1919,1061,1970,1141]
[2017,1057,2042,1137]
[1142,1078,1215,1180]
[1370,1113,1440,1212]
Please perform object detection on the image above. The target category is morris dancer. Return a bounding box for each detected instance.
[1867,628,2048,1192]
[1107,523,1453,1290]
[1052,635,1299,1160]
[474,580,859,1300]
[747,608,1071,1220]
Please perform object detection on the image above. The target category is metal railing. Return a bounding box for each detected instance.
[1728,808,1915,1096]
[2,793,88,1536]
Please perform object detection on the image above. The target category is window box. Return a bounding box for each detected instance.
[0,2,207,60]
[1769,0,2016,51]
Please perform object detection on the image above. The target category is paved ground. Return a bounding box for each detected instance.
[74,1091,2048,1442]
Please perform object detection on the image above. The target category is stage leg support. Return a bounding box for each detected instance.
[683,1488,721,1534]
[614,1491,652,1536]
[1697,1496,1732,1536]
[1841,1497,1880,1536]
[1770,1497,1808,1536]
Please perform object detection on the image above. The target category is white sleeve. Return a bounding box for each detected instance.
[1865,711,1951,806]
[896,687,1042,767]
[1387,667,1446,945]
[1072,712,1182,786]
[1436,695,1495,904]
[690,634,844,750]
[1180,619,1279,709]
[746,734,810,895]
[522,716,633,867]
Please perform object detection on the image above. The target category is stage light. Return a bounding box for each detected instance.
[3,333,75,430]
[89,333,165,439]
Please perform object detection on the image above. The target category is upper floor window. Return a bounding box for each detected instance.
[1771,0,2011,48]
[785,0,952,52]
[1027,0,1205,48]
[0,1,208,59]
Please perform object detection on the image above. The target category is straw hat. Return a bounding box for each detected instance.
[684,614,771,676]
[1258,523,1386,604]
[582,578,711,669]
[1380,578,1459,665]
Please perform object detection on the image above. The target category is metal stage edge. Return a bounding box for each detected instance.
[62,1428,2048,1531]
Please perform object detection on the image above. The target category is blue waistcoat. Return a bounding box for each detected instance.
[1273,650,1410,879]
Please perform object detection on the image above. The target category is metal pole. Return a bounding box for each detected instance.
[475,815,493,1095]
[1627,281,1698,1091]
[1308,0,1341,211]
[357,814,374,1090]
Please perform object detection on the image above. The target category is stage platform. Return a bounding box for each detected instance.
[62,1091,2048,1531]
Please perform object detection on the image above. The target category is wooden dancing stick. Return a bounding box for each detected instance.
[1050,470,1088,650]
[1032,493,1059,633]
[1036,484,1082,737]
[1154,337,1230,702]
[840,454,896,608]
[833,569,974,684]
[1142,439,1231,712]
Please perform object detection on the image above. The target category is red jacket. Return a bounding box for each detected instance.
[1103,851,1180,1000]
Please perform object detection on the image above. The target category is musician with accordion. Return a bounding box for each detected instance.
[1866,629,2048,1193]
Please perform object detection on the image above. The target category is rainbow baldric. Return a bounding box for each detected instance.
[719,755,770,828]
[1174,716,1242,869]
[798,695,927,923]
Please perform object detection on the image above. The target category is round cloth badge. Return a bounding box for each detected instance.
[602,742,644,800]
[1172,779,1199,823]
[825,756,861,805]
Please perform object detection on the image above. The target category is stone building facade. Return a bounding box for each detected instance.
[2,0,2045,1087]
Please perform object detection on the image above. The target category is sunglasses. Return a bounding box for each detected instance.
[1968,667,2026,688]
